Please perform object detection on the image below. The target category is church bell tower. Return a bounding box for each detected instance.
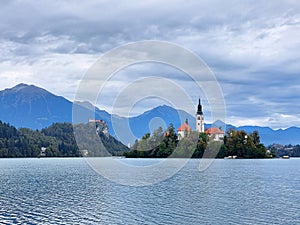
[196,98,204,133]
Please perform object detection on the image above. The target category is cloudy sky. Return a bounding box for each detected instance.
[0,0,300,129]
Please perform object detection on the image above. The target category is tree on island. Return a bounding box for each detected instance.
[124,124,178,158]
[224,129,268,158]
[124,126,269,159]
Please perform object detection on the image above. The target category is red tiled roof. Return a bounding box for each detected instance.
[205,127,224,134]
[177,123,192,132]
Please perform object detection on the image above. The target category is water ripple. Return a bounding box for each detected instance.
[0,158,299,224]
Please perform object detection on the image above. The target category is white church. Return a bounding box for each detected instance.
[177,98,224,142]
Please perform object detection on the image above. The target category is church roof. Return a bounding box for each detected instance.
[177,122,192,132]
[205,127,224,134]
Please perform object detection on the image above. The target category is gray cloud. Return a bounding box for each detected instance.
[0,0,300,128]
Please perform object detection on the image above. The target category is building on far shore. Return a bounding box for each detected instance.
[205,127,224,142]
[89,118,109,137]
[177,97,224,142]
[196,98,204,133]
[177,119,192,140]
[177,98,204,140]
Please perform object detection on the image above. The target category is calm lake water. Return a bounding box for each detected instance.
[0,158,299,224]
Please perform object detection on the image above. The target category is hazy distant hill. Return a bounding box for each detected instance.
[237,126,300,146]
[0,84,299,146]
[129,105,194,137]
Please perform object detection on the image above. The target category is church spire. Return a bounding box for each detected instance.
[197,98,203,115]
[196,97,204,133]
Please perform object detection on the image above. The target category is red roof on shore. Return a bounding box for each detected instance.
[177,123,192,132]
[205,127,224,134]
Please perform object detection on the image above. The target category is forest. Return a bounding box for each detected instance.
[2,119,298,158]
[124,124,272,158]
[0,120,128,157]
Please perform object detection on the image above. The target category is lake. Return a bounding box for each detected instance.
[0,158,299,224]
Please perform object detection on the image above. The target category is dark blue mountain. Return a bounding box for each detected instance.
[0,84,110,130]
[0,84,299,146]
[0,83,72,129]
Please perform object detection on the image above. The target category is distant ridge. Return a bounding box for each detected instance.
[0,84,299,145]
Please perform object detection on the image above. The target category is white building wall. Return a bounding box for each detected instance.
[209,133,224,142]
[196,114,204,133]
[178,131,184,140]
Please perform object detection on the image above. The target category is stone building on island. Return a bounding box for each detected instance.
[177,118,192,140]
[196,98,204,133]
[177,98,224,142]
[205,127,224,142]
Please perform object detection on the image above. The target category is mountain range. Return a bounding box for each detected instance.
[0,83,299,146]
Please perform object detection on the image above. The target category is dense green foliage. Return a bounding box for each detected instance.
[0,118,277,159]
[124,125,178,158]
[74,122,129,156]
[19,128,59,157]
[124,126,269,159]
[0,120,128,158]
[223,129,268,158]
[0,121,31,157]
[41,123,81,157]
[124,124,209,158]
[268,144,300,157]
[0,121,81,157]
